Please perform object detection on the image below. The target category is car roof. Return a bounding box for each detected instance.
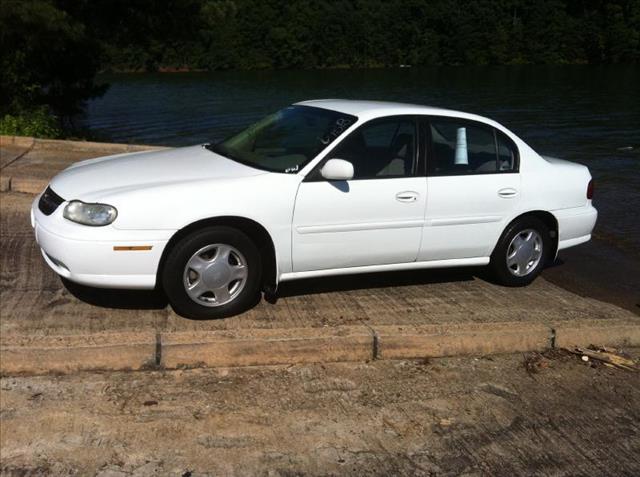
[294,99,512,136]
[295,99,466,120]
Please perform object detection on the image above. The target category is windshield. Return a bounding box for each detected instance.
[207,105,357,173]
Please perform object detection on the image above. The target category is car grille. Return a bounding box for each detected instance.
[38,186,65,216]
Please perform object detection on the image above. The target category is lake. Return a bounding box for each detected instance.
[84,66,639,255]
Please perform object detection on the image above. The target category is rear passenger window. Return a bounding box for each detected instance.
[429,120,518,175]
[496,131,517,171]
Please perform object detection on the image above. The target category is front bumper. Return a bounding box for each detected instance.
[31,193,173,289]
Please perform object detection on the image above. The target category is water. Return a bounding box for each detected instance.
[83,66,639,254]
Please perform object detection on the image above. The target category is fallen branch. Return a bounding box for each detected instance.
[567,347,637,371]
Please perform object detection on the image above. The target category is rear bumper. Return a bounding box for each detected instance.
[553,203,598,251]
[32,194,172,289]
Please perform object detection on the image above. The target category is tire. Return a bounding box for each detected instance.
[162,226,262,319]
[489,217,551,287]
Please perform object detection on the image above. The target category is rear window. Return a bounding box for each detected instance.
[429,119,518,175]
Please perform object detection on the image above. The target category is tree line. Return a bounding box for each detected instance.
[66,0,640,70]
[1,0,638,136]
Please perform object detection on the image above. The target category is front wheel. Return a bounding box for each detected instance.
[162,226,262,319]
[489,217,551,287]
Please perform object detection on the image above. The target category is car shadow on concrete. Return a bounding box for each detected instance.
[60,268,481,312]
[61,277,169,310]
[272,267,480,301]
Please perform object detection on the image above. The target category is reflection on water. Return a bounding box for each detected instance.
[84,66,639,255]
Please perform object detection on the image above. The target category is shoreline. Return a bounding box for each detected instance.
[543,237,639,316]
[99,63,607,74]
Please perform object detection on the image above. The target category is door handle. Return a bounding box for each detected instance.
[396,191,419,203]
[498,188,518,198]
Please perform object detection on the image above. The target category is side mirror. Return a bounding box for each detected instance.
[320,159,354,181]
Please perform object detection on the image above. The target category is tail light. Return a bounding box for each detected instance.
[587,179,594,200]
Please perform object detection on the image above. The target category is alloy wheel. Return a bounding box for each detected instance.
[183,243,248,306]
[506,229,543,277]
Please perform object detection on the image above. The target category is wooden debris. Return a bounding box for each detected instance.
[567,346,637,371]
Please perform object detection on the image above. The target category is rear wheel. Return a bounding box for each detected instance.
[489,217,550,286]
[162,226,262,319]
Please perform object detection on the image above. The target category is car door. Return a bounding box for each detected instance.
[418,117,521,261]
[292,116,427,272]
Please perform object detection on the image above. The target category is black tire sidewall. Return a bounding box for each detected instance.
[162,226,262,319]
[490,217,551,287]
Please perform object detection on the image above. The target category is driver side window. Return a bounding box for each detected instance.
[329,117,417,180]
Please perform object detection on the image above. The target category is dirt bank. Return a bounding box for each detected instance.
[1,351,639,476]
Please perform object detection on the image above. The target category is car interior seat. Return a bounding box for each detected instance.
[379,133,413,176]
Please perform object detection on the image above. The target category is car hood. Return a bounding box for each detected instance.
[49,145,267,200]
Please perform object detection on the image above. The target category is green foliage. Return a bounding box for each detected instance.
[5,1,640,81]
[0,0,107,122]
[0,107,62,138]
[75,0,637,71]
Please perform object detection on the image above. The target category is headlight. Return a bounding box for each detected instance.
[63,200,118,226]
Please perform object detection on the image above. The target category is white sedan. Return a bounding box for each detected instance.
[32,100,597,319]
